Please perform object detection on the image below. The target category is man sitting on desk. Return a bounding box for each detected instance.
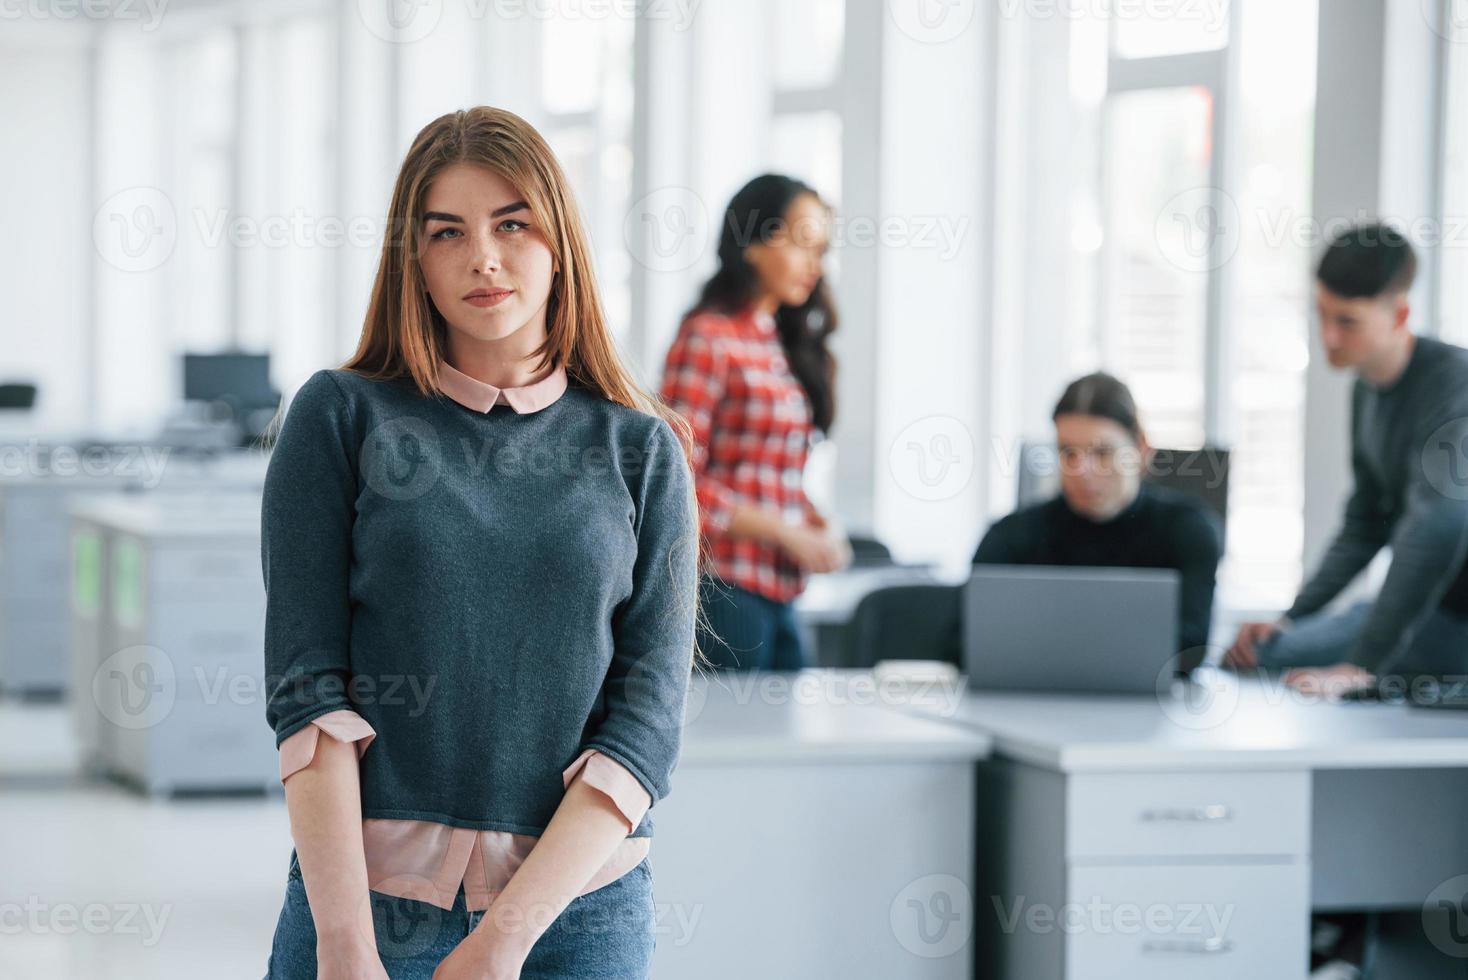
[973,372,1223,660]
[1226,223,1468,694]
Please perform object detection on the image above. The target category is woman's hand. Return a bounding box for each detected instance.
[431,929,526,980]
[316,935,391,980]
[776,521,851,573]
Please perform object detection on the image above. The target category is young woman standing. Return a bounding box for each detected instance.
[261,107,699,979]
[660,174,850,672]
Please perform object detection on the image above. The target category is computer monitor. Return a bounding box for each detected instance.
[182,353,276,410]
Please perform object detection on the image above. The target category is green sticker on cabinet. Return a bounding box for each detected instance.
[72,530,101,617]
[112,537,144,630]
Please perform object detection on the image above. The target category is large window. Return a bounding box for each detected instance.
[768,0,844,209]
[1058,0,1317,606]
[537,14,636,340]
[1442,8,1468,345]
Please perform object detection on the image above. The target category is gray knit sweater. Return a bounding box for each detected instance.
[261,368,698,838]
[1286,336,1468,671]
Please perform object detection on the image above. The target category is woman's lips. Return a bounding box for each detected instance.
[464,289,514,308]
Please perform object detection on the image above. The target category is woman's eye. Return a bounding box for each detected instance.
[498,219,529,233]
[430,227,461,240]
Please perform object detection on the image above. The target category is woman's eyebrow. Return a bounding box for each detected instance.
[421,201,530,225]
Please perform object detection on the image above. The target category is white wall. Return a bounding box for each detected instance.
[0,23,92,434]
[870,1,991,567]
[1302,0,1446,585]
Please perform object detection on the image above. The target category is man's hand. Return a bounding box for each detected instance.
[1224,620,1284,669]
[1283,662,1375,698]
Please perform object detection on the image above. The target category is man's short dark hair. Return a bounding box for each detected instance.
[1316,222,1417,299]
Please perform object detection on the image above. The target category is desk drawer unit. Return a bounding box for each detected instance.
[1067,771,1310,860]
[978,761,1312,980]
[1064,862,1309,980]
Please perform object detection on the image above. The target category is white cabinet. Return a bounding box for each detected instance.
[1065,863,1310,980]
[67,491,274,795]
[978,761,1312,980]
[3,450,267,695]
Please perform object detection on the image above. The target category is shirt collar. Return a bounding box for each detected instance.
[749,307,777,337]
[436,358,569,414]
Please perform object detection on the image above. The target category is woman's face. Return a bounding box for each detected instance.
[1054,413,1150,522]
[417,162,558,347]
[744,192,829,309]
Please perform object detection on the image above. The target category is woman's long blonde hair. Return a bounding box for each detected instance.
[339,105,712,674]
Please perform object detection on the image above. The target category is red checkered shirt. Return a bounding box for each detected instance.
[659,306,820,604]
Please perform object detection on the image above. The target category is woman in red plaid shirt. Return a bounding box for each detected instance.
[660,174,853,670]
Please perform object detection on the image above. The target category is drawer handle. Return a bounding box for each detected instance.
[1141,937,1233,955]
[1139,804,1233,823]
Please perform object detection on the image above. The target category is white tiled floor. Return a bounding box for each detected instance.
[0,701,292,980]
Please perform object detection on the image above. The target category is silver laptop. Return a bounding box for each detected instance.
[963,565,1180,694]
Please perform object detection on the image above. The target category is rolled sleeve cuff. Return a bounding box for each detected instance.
[562,748,652,834]
[278,709,377,783]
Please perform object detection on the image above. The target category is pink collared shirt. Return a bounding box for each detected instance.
[277,356,652,912]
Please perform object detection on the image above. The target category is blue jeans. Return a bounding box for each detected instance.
[1258,600,1468,675]
[264,849,656,979]
[695,574,806,671]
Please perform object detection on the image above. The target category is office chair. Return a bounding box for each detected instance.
[0,383,38,410]
[1146,447,1230,537]
[1015,440,1230,534]
[846,584,963,670]
[846,535,894,567]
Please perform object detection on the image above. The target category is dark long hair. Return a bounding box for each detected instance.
[685,174,838,433]
[1053,372,1142,442]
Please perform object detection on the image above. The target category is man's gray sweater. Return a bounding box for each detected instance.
[1286,336,1468,672]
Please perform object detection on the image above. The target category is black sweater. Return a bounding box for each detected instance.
[972,483,1223,655]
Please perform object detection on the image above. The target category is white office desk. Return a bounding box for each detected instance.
[935,671,1468,772]
[67,490,270,794]
[650,669,991,980]
[901,670,1468,979]
[0,448,267,695]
